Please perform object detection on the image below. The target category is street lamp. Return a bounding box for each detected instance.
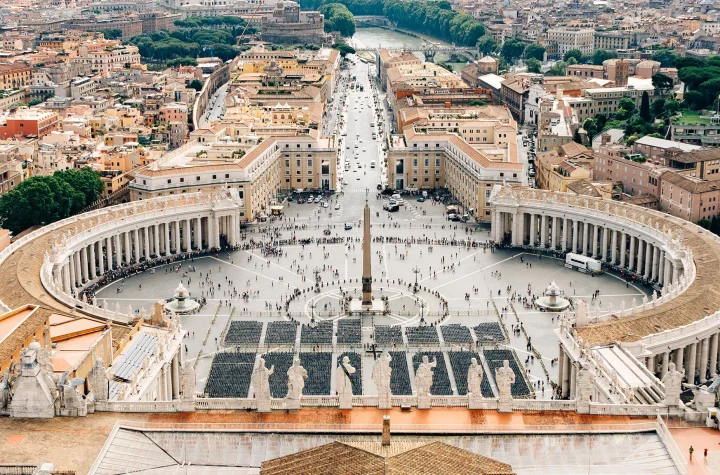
[412,266,420,293]
[419,300,426,324]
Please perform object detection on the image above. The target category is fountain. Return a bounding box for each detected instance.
[535,280,571,311]
[164,282,200,314]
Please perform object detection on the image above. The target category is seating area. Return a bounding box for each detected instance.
[265,321,299,344]
[336,319,361,344]
[338,352,362,395]
[440,324,473,344]
[474,322,507,344]
[483,349,532,398]
[405,326,440,345]
[299,352,332,395]
[300,321,333,345]
[262,352,295,398]
[205,352,255,398]
[448,351,493,397]
[374,325,403,345]
[223,321,263,346]
[412,352,453,396]
[388,352,412,396]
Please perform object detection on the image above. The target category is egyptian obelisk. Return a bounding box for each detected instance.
[362,189,372,306]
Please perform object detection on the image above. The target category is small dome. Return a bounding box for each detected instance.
[29,340,41,350]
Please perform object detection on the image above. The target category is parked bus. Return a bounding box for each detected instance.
[565,253,601,274]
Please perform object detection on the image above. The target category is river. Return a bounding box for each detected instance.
[352,27,470,71]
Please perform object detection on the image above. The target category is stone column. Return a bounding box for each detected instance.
[636,239,644,276]
[620,232,627,268]
[700,338,710,383]
[62,264,71,293]
[124,231,131,265]
[572,220,579,253]
[582,222,589,255]
[552,216,559,249]
[133,229,140,263]
[540,215,548,248]
[557,344,565,394]
[517,212,525,246]
[651,246,660,281]
[98,241,105,275]
[106,237,113,270]
[212,216,220,248]
[143,226,150,259]
[661,352,669,379]
[592,224,599,258]
[164,222,171,255]
[562,218,569,251]
[687,342,697,385]
[114,234,122,267]
[710,333,719,378]
[80,246,88,282]
[658,251,666,285]
[569,363,577,399]
[172,354,180,399]
[529,213,536,247]
[154,225,160,256]
[561,352,570,398]
[672,262,679,284]
[611,229,617,264]
[629,236,636,271]
[174,221,181,254]
[69,255,76,288]
[674,346,685,373]
[664,258,672,288]
[89,241,96,279]
[185,219,193,251]
[644,243,652,279]
[602,227,609,261]
[195,217,203,249]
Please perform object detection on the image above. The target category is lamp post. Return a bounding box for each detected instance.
[412,266,420,293]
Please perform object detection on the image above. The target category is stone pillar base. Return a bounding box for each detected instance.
[339,395,352,410]
[285,398,301,411]
[257,400,271,413]
[417,394,431,410]
[498,398,513,413]
[378,396,391,410]
[468,395,484,409]
[576,402,589,414]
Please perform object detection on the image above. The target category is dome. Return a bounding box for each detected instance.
[29,340,41,350]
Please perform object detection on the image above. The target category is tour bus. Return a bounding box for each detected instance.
[565,253,601,274]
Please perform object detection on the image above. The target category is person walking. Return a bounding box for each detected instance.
[689,446,694,461]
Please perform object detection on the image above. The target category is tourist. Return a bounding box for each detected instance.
[689,446,694,461]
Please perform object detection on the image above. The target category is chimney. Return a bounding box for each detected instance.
[601,133,611,145]
[382,415,391,446]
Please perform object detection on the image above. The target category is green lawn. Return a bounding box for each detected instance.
[674,111,712,125]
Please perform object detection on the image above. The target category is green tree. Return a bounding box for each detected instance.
[651,49,678,67]
[547,60,567,76]
[332,43,356,56]
[100,29,123,40]
[664,99,680,116]
[674,56,706,70]
[652,97,666,117]
[698,218,711,229]
[525,58,541,73]
[592,49,617,65]
[477,35,497,55]
[524,43,546,61]
[566,56,578,65]
[188,79,203,91]
[468,99,488,106]
[684,90,706,110]
[652,73,674,97]
[320,3,356,37]
[563,49,583,62]
[640,91,651,122]
[573,128,583,144]
[500,39,525,64]
[167,57,198,67]
[626,135,639,146]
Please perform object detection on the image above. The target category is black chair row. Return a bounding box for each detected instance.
[440,324,473,344]
[299,352,332,395]
[483,349,531,397]
[447,351,493,397]
[337,319,361,344]
[205,353,255,398]
[388,352,412,396]
[338,352,362,395]
[300,321,333,344]
[411,352,453,396]
[375,325,403,345]
[262,352,295,398]
[405,326,440,344]
[265,321,299,344]
[224,321,263,345]
[474,322,507,344]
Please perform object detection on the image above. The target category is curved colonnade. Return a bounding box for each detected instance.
[0,186,719,390]
[490,185,720,385]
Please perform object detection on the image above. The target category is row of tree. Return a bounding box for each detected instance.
[320,3,356,37]
[300,0,485,46]
[0,168,105,234]
[129,28,242,62]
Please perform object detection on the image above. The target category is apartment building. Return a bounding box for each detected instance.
[546,27,595,56]
[659,171,720,223]
[593,143,665,197]
[593,32,631,51]
[536,152,592,192]
[386,107,523,222]
[0,63,32,90]
[632,136,701,163]
[0,109,59,139]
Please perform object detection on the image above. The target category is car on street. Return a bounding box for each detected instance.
[334,203,341,210]
[344,223,353,230]
[314,197,321,203]
[417,197,425,202]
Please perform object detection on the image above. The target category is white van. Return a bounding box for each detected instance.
[370,160,376,168]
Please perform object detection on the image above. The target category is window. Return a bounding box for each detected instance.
[225,174,230,179]
[307,159,312,167]
[180,177,184,182]
[213,175,217,179]
[167,179,171,184]
[196,176,200,181]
